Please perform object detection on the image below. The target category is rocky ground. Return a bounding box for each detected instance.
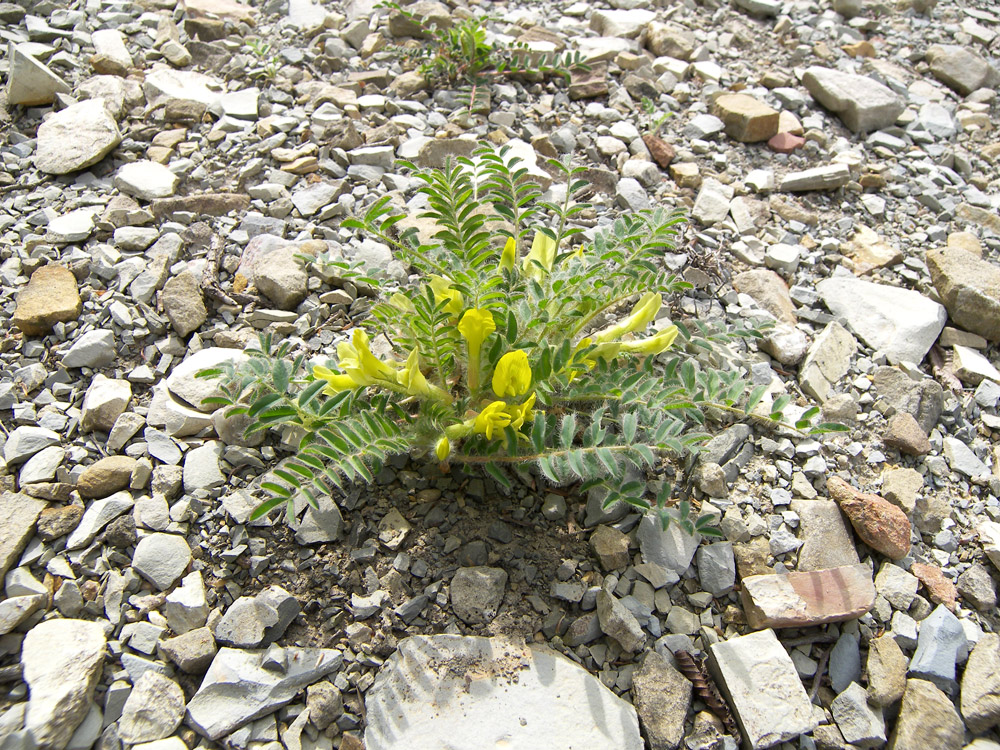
[2,0,1000,748]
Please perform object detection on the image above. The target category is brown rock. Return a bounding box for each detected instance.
[732,269,796,325]
[590,525,630,571]
[926,245,1000,342]
[733,537,771,578]
[768,132,805,153]
[911,562,958,611]
[36,504,85,542]
[77,456,138,499]
[740,563,875,629]
[867,634,907,707]
[642,135,675,168]
[12,266,82,336]
[883,412,931,455]
[827,476,911,559]
[161,271,208,337]
[151,193,250,220]
[569,64,608,100]
[712,94,779,143]
[889,679,964,750]
[631,651,692,750]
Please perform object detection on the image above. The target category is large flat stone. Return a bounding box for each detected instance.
[364,635,642,750]
[741,564,875,629]
[0,492,45,579]
[7,42,70,106]
[926,246,1000,342]
[34,99,121,175]
[12,265,82,336]
[707,629,817,749]
[802,67,904,133]
[816,276,947,364]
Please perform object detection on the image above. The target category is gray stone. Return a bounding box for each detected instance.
[62,330,116,369]
[590,8,655,38]
[292,503,344,544]
[802,67,904,133]
[91,28,132,74]
[165,347,250,412]
[6,42,70,106]
[872,367,943,433]
[961,633,1000,734]
[798,321,857,402]
[22,619,107,750]
[117,672,184,744]
[889,679,963,750]
[829,633,861,695]
[3,426,60,464]
[645,22,695,60]
[450,567,507,625]
[692,178,735,225]
[707,629,817,749]
[164,571,209,634]
[131,533,191,590]
[186,646,343,740]
[160,627,217,674]
[291,182,343,216]
[597,589,646,653]
[18,445,64,484]
[631,650,692,750]
[80,375,131,433]
[926,44,1000,96]
[956,563,996,611]
[831,682,886,748]
[875,562,919,610]
[0,494,42,582]
[34,100,121,174]
[909,604,966,695]
[364,635,642,750]
[115,161,179,201]
[0,594,46,635]
[943,437,990,479]
[926,243,1000,343]
[817,277,946,364]
[183,441,225,492]
[637,513,700,578]
[791,499,859,571]
[615,177,650,212]
[66,492,133,550]
[255,246,308,310]
[215,596,278,648]
[779,164,851,192]
[695,542,735,597]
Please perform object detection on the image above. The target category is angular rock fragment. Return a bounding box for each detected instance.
[888,679,963,750]
[117,672,184,743]
[12,265,82,336]
[926,44,1000,96]
[364,635,642,750]
[908,604,965,695]
[828,477,910,559]
[34,100,121,174]
[802,67,904,133]
[740,564,875,629]
[631,651,692,750]
[707,629,817,749]
[450,567,507,625]
[961,633,1000,734]
[0,492,45,578]
[779,164,850,192]
[7,43,70,107]
[926,246,1000,342]
[712,94,779,142]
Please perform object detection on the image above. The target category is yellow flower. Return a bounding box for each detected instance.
[473,400,511,440]
[435,436,451,461]
[618,325,679,356]
[508,392,536,431]
[311,364,359,394]
[594,292,662,344]
[397,349,431,397]
[522,231,557,279]
[429,275,464,316]
[459,308,496,392]
[492,350,532,398]
[500,236,516,271]
[388,292,415,313]
[337,329,398,386]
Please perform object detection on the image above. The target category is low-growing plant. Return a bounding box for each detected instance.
[379,2,588,107]
[245,38,280,82]
[201,145,843,532]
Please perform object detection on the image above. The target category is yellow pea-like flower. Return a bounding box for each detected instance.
[594,292,662,344]
[492,350,532,398]
[500,236,516,271]
[337,329,398,386]
[429,275,464,316]
[311,364,359,394]
[435,436,451,461]
[618,325,680,356]
[459,308,496,393]
[508,392,537,431]
[473,400,512,440]
[522,231,556,279]
[397,349,431,397]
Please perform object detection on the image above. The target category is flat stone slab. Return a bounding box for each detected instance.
[802,66,904,133]
[34,99,121,175]
[708,629,817,749]
[364,635,642,750]
[741,564,876,629]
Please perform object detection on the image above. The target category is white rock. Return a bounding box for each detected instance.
[80,375,132,433]
[802,67,904,133]
[22,619,107,750]
[132,533,192,590]
[66,492,134,550]
[118,672,184,744]
[218,87,259,119]
[62,329,116,369]
[164,571,209,634]
[144,65,223,107]
[816,276,947,364]
[47,208,99,243]
[18,445,64,484]
[3,426,60,464]
[186,646,343,740]
[34,100,121,175]
[637,513,699,580]
[692,178,735,225]
[707,629,817,749]
[165,347,250,412]
[365,635,642,750]
[91,29,133,72]
[115,161,179,201]
[6,42,70,107]
[183,441,226,492]
[590,8,655,38]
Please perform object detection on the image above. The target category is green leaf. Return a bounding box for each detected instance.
[537,456,560,483]
[298,379,328,408]
[249,495,287,521]
[247,393,284,417]
[560,414,576,449]
[622,413,638,443]
[194,368,223,379]
[745,384,767,414]
[566,450,586,479]
[484,462,511,489]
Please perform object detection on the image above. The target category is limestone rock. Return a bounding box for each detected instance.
[254,246,309,310]
[791,499,859,571]
[77,456,137,499]
[450,567,507,625]
[867,634,907,707]
[161,271,207,337]
[888,679,963,750]
[926,44,1000,96]
[22,619,107,750]
[740,564,875,629]
[926,246,1000,342]
[115,161,179,201]
[12,265,82,336]
[631,651,692,750]
[7,42,70,106]
[81,376,132,433]
[712,94,779,142]
[34,100,122,175]
[0,492,45,579]
[798,321,857,402]
[132,533,192,590]
[364,635,642,750]
[117,672,184,743]
[165,347,250,412]
[962,633,1000,733]
[802,67,905,133]
[733,269,796,324]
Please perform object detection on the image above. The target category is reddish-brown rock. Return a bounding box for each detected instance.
[642,134,675,168]
[828,476,911,559]
[912,562,958,611]
[768,132,805,154]
[883,412,931,455]
[740,564,876,629]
